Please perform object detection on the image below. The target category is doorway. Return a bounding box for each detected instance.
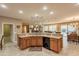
[3,24,13,44]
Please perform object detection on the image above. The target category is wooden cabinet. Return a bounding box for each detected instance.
[36,37,43,46]
[18,36,62,53]
[50,38,62,53]
[26,38,30,47]
[18,36,43,49]
[30,37,37,47]
[18,37,30,50]
[50,39,58,52]
[30,36,43,47]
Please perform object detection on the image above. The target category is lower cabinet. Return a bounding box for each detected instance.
[18,36,63,53]
[18,37,30,50]
[50,39,58,52]
[26,38,30,47]
[18,36,43,50]
[50,38,62,53]
[30,36,43,47]
[36,37,43,46]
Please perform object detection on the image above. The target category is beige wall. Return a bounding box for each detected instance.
[0,16,22,43]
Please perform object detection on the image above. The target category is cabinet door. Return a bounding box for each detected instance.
[26,39,30,47]
[30,37,37,46]
[36,37,43,46]
[20,38,27,49]
[18,37,30,50]
[57,39,63,51]
[50,39,58,52]
[25,38,30,48]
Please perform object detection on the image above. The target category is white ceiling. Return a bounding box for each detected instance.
[0,3,79,24]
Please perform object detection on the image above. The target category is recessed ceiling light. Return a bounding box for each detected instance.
[49,11,54,15]
[34,14,39,17]
[19,10,23,14]
[0,4,7,9]
[43,6,48,10]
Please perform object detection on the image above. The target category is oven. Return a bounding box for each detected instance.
[43,37,50,49]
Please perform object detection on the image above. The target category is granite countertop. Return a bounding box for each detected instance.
[18,33,62,39]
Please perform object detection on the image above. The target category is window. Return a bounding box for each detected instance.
[43,24,56,32]
[49,25,53,31]
[43,25,49,31]
[68,24,76,33]
[52,25,56,32]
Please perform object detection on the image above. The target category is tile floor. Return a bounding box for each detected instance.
[0,42,79,56]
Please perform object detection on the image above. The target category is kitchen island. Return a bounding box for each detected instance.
[18,33,63,53]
